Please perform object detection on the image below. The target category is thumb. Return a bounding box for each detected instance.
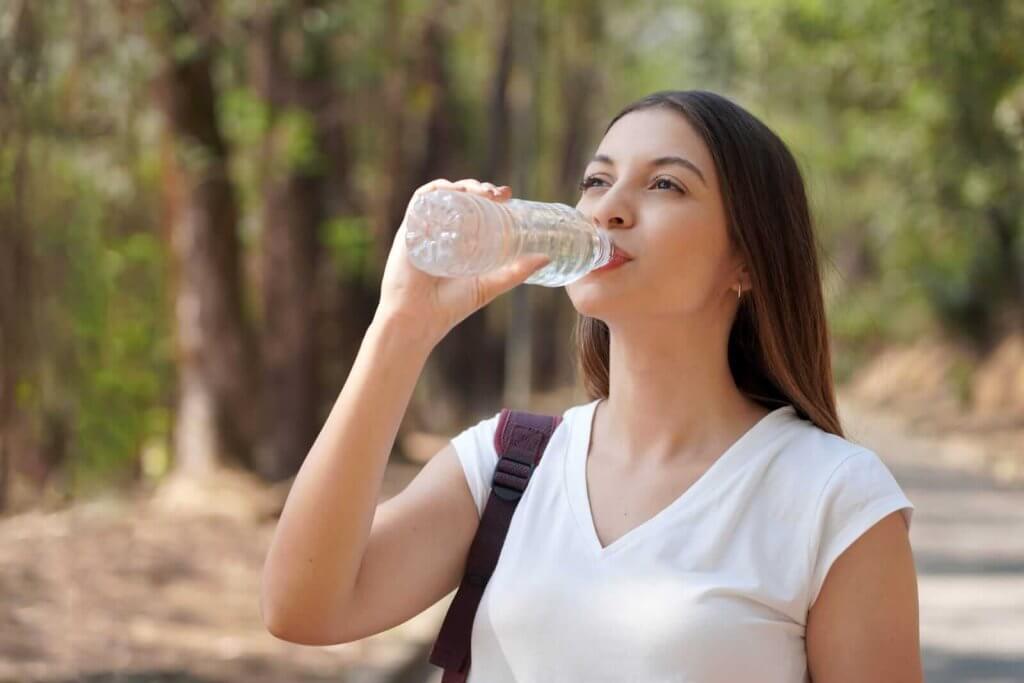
[477,253,551,301]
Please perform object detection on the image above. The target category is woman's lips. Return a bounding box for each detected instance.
[612,244,634,260]
[592,247,634,274]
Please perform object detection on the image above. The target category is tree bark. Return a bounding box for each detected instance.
[482,3,514,184]
[0,2,63,510]
[153,0,259,475]
[0,144,35,512]
[249,4,327,481]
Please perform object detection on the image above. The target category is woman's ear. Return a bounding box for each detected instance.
[734,263,752,292]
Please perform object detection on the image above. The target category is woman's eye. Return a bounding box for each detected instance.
[577,175,684,194]
[653,178,684,193]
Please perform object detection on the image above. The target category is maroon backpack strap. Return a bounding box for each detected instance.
[429,409,562,682]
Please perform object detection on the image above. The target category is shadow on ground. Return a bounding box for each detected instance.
[923,648,1024,683]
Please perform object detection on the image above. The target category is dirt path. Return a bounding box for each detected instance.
[0,462,449,683]
[0,390,1020,682]
[839,394,1024,682]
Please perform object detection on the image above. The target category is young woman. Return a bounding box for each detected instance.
[261,90,922,682]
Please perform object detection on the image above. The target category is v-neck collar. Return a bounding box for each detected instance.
[566,398,795,560]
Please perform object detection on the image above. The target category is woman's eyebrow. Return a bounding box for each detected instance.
[590,153,707,186]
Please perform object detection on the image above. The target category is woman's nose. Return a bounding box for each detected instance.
[592,199,634,230]
[578,183,635,229]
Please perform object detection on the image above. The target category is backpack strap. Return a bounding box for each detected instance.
[429,409,562,683]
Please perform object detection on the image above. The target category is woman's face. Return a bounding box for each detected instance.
[566,107,745,323]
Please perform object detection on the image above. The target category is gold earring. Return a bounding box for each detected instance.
[735,285,742,301]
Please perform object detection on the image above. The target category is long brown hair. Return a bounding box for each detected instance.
[573,90,843,437]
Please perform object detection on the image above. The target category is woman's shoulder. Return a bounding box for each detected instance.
[756,408,911,519]
[770,406,883,472]
[764,408,914,542]
[452,399,591,442]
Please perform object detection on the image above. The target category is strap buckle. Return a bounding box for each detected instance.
[491,455,534,502]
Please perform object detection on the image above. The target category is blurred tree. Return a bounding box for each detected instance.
[0,1,43,510]
[482,2,514,183]
[148,0,259,475]
[2,0,175,506]
[247,1,331,481]
[3,0,1022,501]
[912,0,1024,342]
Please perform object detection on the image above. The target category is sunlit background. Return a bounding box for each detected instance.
[1,1,1022,681]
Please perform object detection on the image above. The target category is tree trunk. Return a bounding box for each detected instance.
[0,2,65,510]
[153,0,259,475]
[483,3,514,184]
[249,4,327,481]
[373,0,412,271]
[0,145,35,512]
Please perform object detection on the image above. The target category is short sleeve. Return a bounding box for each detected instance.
[807,448,915,609]
[450,411,503,519]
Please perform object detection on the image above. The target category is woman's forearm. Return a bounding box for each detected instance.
[260,314,435,639]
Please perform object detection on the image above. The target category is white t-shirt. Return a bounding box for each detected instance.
[449,398,914,683]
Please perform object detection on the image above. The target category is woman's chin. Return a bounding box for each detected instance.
[566,286,630,320]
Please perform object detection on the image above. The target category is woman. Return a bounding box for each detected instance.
[261,90,922,682]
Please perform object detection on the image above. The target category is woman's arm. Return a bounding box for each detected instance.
[806,511,923,682]
[260,178,547,643]
[259,315,435,641]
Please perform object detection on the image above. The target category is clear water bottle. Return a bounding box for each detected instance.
[403,189,613,287]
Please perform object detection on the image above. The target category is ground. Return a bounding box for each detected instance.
[839,396,1024,682]
[0,461,445,683]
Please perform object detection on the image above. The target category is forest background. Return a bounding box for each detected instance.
[1,0,1022,510]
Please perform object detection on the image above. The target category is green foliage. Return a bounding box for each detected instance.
[220,88,271,147]
[48,181,172,496]
[2,1,172,497]
[277,107,323,174]
[5,0,1023,497]
[322,215,375,284]
[171,33,203,65]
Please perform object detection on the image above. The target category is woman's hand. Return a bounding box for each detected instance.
[374,178,551,346]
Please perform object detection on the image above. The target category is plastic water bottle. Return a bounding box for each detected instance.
[403,189,613,287]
